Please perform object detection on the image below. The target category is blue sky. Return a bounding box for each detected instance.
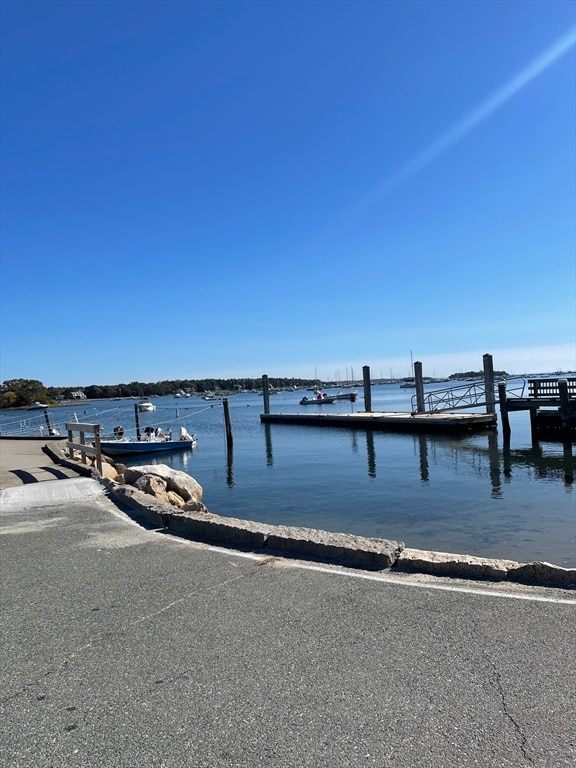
[1,0,574,386]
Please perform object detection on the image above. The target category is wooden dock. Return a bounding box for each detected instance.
[260,410,496,434]
[498,378,576,439]
[259,364,575,439]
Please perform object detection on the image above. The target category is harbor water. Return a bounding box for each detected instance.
[1,383,574,567]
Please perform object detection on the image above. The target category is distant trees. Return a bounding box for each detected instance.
[448,370,508,380]
[0,378,50,409]
[0,376,315,409]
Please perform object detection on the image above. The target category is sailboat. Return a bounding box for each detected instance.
[400,351,416,388]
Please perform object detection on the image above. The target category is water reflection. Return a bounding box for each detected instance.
[264,423,273,467]
[417,433,429,484]
[502,438,574,487]
[366,431,376,479]
[487,430,502,498]
[409,432,574,493]
[259,422,573,494]
[226,443,234,488]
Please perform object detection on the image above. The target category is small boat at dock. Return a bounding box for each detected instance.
[300,391,357,405]
[100,426,196,456]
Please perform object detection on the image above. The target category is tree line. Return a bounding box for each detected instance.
[0,377,314,409]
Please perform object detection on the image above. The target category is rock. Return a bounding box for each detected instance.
[134,474,172,505]
[182,499,209,513]
[508,561,576,588]
[167,491,186,509]
[266,526,403,569]
[124,464,203,503]
[395,548,520,581]
[162,509,270,549]
[100,461,121,480]
[110,485,167,528]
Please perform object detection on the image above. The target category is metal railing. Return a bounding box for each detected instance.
[412,378,527,414]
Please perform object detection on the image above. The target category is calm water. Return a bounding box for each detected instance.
[2,384,574,566]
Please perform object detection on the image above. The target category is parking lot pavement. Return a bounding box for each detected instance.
[0,438,81,489]
[1,484,574,768]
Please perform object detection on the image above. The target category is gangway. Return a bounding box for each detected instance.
[410,378,525,414]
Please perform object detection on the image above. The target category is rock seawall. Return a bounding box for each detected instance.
[47,443,576,588]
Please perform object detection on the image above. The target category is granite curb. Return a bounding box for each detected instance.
[45,442,576,589]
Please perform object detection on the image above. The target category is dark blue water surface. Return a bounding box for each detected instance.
[2,383,574,566]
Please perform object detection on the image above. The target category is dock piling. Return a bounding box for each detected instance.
[134,404,141,441]
[414,362,425,413]
[483,354,496,414]
[223,398,234,447]
[362,365,372,412]
[497,381,511,439]
[558,379,570,432]
[261,375,270,415]
[42,407,57,437]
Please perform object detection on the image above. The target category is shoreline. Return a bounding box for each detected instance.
[43,440,576,588]
[1,436,573,586]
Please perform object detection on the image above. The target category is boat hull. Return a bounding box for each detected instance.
[100,439,195,456]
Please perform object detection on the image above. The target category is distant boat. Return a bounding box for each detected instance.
[300,391,357,405]
[137,399,156,412]
[27,401,49,410]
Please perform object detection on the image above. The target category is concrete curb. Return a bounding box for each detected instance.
[49,444,576,589]
[107,482,575,588]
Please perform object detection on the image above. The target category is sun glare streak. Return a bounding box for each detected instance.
[386,26,576,188]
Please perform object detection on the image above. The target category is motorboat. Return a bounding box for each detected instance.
[100,426,196,456]
[137,399,156,412]
[299,391,357,405]
[27,401,50,410]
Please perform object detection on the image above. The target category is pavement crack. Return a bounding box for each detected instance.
[493,668,534,765]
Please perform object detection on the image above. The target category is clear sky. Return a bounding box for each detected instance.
[1,0,575,387]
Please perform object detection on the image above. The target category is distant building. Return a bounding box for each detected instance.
[71,390,87,400]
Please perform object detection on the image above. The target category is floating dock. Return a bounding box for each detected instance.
[260,410,497,435]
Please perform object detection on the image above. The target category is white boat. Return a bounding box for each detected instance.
[300,391,357,405]
[27,401,50,410]
[101,426,196,456]
[137,399,156,412]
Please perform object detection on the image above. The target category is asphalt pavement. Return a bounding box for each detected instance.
[1,469,575,768]
[0,437,82,489]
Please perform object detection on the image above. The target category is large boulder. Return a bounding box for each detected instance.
[124,464,203,504]
[133,474,172,505]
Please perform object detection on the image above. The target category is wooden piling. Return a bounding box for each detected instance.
[558,379,570,431]
[42,407,55,436]
[497,381,511,439]
[262,375,270,415]
[223,397,233,447]
[362,365,372,413]
[483,353,496,414]
[134,404,141,441]
[414,361,425,414]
